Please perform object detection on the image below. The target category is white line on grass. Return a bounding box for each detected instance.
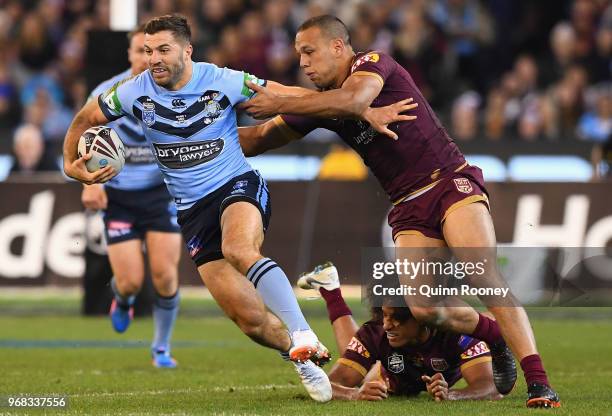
[70,384,296,398]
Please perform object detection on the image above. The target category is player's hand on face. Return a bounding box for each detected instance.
[422,373,449,401]
[65,152,116,185]
[363,97,418,140]
[81,183,108,210]
[355,380,388,401]
[239,81,280,119]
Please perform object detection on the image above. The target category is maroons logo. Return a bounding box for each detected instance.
[153,139,224,169]
[430,358,449,372]
[453,178,473,194]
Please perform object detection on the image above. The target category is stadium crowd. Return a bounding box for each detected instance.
[0,0,609,173]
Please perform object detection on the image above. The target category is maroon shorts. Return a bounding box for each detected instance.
[388,165,489,241]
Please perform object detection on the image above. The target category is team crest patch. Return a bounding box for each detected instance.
[453,178,473,194]
[142,101,156,126]
[388,353,404,374]
[346,337,370,358]
[430,358,449,372]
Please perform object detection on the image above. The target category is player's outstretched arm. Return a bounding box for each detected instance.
[242,74,382,120]
[243,79,418,140]
[238,118,304,157]
[265,81,317,97]
[328,361,388,401]
[63,99,115,185]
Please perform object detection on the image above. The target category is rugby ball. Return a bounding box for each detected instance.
[77,126,126,173]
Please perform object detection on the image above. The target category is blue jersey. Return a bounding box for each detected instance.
[98,62,264,210]
[90,69,164,191]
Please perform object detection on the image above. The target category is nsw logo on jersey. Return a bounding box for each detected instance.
[142,101,156,126]
[153,139,224,169]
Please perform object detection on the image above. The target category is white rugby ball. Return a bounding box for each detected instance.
[77,126,126,173]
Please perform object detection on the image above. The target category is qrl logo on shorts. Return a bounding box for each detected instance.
[453,178,473,194]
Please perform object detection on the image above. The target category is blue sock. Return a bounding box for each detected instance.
[110,277,135,309]
[246,258,310,333]
[152,291,180,352]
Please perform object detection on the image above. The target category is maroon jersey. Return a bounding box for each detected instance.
[338,320,491,396]
[279,51,467,204]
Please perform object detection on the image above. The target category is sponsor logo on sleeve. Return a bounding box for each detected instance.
[241,73,266,97]
[153,139,225,169]
[351,52,381,72]
[460,341,490,360]
[346,336,370,358]
[453,178,473,194]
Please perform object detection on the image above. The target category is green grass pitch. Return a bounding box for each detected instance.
[1,298,611,415]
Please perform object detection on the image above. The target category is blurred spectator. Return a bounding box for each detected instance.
[484,88,507,140]
[10,123,58,174]
[0,45,20,128]
[428,0,494,93]
[578,84,612,142]
[586,12,612,84]
[540,22,577,87]
[451,91,480,141]
[236,11,270,78]
[16,12,57,74]
[392,5,448,103]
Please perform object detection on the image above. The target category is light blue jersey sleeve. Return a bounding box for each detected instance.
[216,68,266,106]
[98,73,143,121]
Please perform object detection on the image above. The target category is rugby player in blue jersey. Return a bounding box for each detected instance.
[81,25,181,369]
[63,14,338,401]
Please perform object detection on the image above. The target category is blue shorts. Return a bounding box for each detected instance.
[104,184,180,245]
[177,170,271,266]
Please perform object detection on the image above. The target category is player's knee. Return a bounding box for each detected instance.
[409,306,445,326]
[221,240,259,273]
[151,270,178,297]
[116,280,141,296]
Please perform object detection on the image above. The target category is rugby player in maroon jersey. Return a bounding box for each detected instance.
[238,15,560,408]
[298,262,502,402]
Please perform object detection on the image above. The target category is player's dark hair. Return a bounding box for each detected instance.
[144,14,191,44]
[297,15,351,45]
[127,23,146,43]
[371,305,414,323]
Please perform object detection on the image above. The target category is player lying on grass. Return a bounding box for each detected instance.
[299,262,502,402]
